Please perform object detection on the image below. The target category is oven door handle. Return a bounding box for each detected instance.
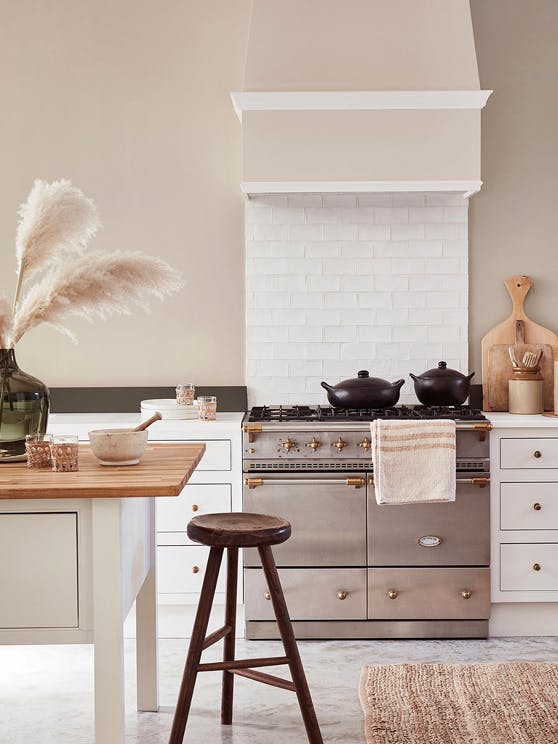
[244,477,366,489]
[366,476,491,488]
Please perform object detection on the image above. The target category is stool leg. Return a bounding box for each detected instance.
[258,546,323,744]
[221,547,238,724]
[168,546,223,744]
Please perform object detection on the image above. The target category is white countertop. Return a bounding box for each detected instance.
[48,412,244,440]
[485,412,558,428]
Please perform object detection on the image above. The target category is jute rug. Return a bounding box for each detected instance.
[359,662,558,743]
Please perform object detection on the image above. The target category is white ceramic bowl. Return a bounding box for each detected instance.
[88,429,148,466]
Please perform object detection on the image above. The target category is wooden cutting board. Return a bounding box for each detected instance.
[481,275,558,411]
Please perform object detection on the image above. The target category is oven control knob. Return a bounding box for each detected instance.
[305,437,321,452]
[281,438,296,452]
[358,437,371,451]
[332,437,348,451]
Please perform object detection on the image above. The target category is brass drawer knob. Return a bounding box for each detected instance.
[533,563,541,571]
[534,450,542,458]
[337,591,348,600]
[461,589,472,599]
[387,589,398,600]
[191,504,199,512]
[533,502,542,511]
[264,591,271,601]
[192,565,200,574]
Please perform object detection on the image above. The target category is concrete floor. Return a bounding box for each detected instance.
[2,635,558,743]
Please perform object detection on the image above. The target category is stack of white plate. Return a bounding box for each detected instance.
[141,398,199,420]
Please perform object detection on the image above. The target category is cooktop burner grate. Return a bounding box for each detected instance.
[247,404,487,423]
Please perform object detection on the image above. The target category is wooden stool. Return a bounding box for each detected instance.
[168,512,323,744]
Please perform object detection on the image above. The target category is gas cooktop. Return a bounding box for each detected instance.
[247,404,488,423]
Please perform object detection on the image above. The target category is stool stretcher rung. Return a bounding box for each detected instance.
[202,624,232,650]
[198,656,289,672]
[229,668,296,692]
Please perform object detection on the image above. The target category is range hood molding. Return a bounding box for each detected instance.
[231,90,492,122]
[242,180,482,199]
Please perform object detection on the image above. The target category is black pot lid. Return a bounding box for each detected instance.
[413,361,471,381]
[335,370,394,389]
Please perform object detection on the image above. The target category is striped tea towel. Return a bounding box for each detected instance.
[371,419,456,504]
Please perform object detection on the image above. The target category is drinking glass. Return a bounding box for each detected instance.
[176,383,196,406]
[25,433,52,469]
[50,435,79,472]
[198,395,217,421]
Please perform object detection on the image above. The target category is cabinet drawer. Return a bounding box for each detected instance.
[157,545,226,594]
[157,483,232,540]
[195,440,231,471]
[368,482,489,566]
[500,543,558,591]
[245,568,367,621]
[500,483,558,530]
[0,513,78,629]
[500,438,558,469]
[368,568,489,620]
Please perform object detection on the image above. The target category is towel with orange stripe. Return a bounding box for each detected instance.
[370,419,456,505]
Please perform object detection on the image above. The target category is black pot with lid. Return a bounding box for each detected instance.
[410,361,475,407]
[321,370,405,409]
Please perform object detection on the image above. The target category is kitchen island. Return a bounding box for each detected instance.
[0,442,205,744]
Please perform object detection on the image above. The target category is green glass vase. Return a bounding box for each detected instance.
[0,348,49,462]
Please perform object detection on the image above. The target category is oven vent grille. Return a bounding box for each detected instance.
[457,459,490,471]
[245,461,370,471]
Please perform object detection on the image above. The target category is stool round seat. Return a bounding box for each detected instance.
[187,512,291,548]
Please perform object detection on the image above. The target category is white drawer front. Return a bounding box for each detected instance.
[195,440,231,471]
[157,545,226,594]
[500,438,558,469]
[500,543,558,591]
[0,513,78,628]
[501,483,558,530]
[157,483,232,540]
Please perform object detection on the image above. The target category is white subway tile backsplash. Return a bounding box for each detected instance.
[246,193,469,405]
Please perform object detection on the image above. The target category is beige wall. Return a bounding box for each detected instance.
[0,0,250,386]
[1,1,556,388]
[469,0,558,372]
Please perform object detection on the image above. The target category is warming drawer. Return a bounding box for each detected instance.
[368,479,490,566]
[368,568,490,620]
[245,568,367,621]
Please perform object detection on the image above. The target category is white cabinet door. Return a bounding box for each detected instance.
[500,543,558,591]
[196,441,231,471]
[157,483,232,544]
[157,545,226,595]
[500,482,558,530]
[0,512,78,628]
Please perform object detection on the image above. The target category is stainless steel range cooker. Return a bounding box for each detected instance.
[242,405,492,640]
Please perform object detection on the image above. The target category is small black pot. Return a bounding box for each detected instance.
[321,370,405,409]
[410,361,474,406]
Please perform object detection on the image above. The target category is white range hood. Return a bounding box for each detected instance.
[232,0,491,197]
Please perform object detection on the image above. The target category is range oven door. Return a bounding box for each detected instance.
[243,472,367,567]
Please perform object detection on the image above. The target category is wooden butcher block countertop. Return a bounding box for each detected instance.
[0,442,205,499]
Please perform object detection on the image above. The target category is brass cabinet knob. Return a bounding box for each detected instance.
[192,565,200,574]
[263,591,271,601]
[533,502,542,511]
[358,437,371,451]
[191,504,199,512]
[337,591,348,600]
[332,437,347,451]
[534,450,542,459]
[305,437,321,452]
[533,563,541,571]
[281,438,296,452]
[387,589,398,600]
[461,589,472,599]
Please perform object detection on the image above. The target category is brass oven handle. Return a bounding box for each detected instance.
[346,477,366,488]
[461,589,472,599]
[264,591,271,600]
[337,591,348,600]
[533,502,542,511]
[533,563,541,571]
[457,477,491,487]
[534,450,542,459]
[387,590,398,600]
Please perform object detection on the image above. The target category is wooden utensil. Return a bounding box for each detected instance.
[481,276,558,411]
[133,412,162,431]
